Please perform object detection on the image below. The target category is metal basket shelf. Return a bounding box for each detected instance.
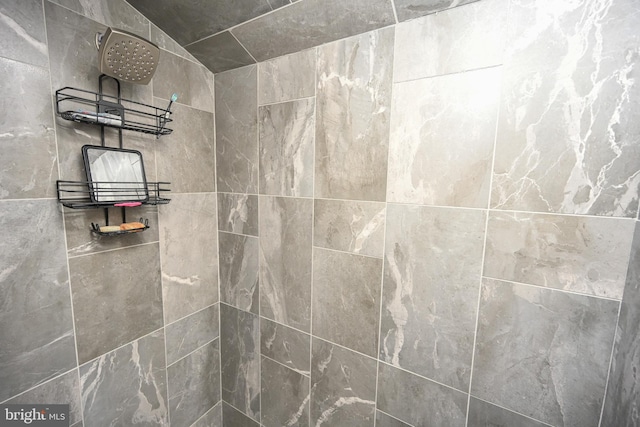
[91,218,150,236]
[57,180,171,209]
[55,86,173,136]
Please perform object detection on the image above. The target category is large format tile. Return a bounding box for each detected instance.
[259,98,315,197]
[168,339,220,427]
[261,356,310,427]
[191,402,222,427]
[393,0,507,82]
[155,101,215,193]
[7,370,82,426]
[259,196,313,332]
[153,50,214,112]
[0,0,47,67]
[387,67,501,207]
[310,339,377,427]
[220,304,260,421]
[215,66,259,194]
[69,243,163,364]
[261,317,310,376]
[259,49,316,105]
[159,193,218,324]
[377,363,468,427]
[375,411,411,427]
[602,222,640,427]
[217,193,259,236]
[231,0,395,62]
[165,304,219,366]
[185,31,255,75]
[484,212,635,299]
[0,200,76,402]
[218,231,259,313]
[312,248,382,357]
[467,397,548,427]
[313,199,385,258]
[315,28,393,202]
[471,278,619,427]
[380,204,485,390]
[80,330,168,426]
[491,0,640,217]
[150,24,198,62]
[127,0,283,46]
[393,0,480,22]
[0,58,57,199]
[222,402,260,427]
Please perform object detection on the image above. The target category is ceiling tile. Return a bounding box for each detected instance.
[186,31,256,74]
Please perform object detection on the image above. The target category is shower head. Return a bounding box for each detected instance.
[95,27,159,85]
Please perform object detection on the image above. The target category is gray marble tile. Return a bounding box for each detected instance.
[0,200,76,402]
[80,330,168,426]
[312,248,382,357]
[393,0,480,22]
[393,0,506,82]
[259,98,315,197]
[219,231,259,313]
[222,402,260,427]
[155,101,215,193]
[185,31,256,75]
[0,57,57,199]
[261,356,310,427]
[166,304,219,366]
[127,0,282,46]
[259,196,313,332]
[64,205,159,257]
[310,338,377,427]
[0,0,47,67]
[315,28,393,202]
[261,317,311,376]
[168,339,220,427]
[45,1,152,104]
[217,193,259,236]
[492,0,640,217]
[313,199,385,258]
[153,50,214,112]
[602,221,640,427]
[484,212,635,299]
[215,66,259,194]
[48,0,150,38]
[380,204,485,391]
[69,243,163,364]
[7,370,82,426]
[467,397,548,427]
[191,401,222,427]
[375,411,411,427]
[387,67,501,208]
[151,24,199,62]
[377,363,468,427]
[220,304,260,421]
[471,278,619,427]
[159,193,218,324]
[258,49,316,106]
[231,0,395,62]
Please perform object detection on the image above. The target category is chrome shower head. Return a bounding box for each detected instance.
[95,27,159,85]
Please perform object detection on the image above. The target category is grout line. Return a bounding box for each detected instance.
[597,300,623,427]
[66,240,160,259]
[163,302,220,329]
[188,401,221,427]
[222,400,261,425]
[313,244,383,260]
[260,353,311,378]
[0,196,58,203]
[389,0,399,24]
[218,229,259,240]
[258,94,316,108]
[167,336,219,369]
[393,63,503,85]
[0,365,78,405]
[482,275,623,302]
[230,30,258,63]
[469,396,555,427]
[377,358,469,395]
[377,408,416,427]
[309,49,318,427]
[255,63,262,426]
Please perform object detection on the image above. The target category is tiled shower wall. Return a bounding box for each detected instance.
[0,1,221,426]
[215,0,640,426]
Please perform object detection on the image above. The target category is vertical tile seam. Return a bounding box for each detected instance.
[597,300,624,427]
[255,61,262,426]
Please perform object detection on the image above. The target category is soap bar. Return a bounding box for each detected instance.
[120,222,145,232]
[99,225,121,233]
